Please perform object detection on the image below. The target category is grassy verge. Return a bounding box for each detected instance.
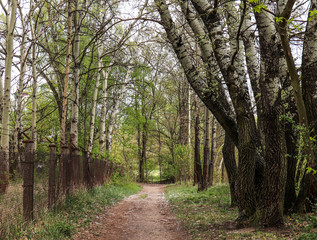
[165,184,317,240]
[10,182,141,240]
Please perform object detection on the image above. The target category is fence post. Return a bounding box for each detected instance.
[22,140,34,223]
[82,151,89,187]
[48,144,57,208]
[94,156,97,186]
[60,145,69,196]
[72,148,79,187]
[88,153,94,188]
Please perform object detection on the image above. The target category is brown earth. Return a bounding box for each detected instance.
[73,184,190,240]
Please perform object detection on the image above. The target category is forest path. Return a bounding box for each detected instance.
[73,184,190,240]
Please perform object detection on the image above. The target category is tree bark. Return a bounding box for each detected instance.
[70,0,81,149]
[295,0,317,212]
[254,4,287,226]
[208,116,216,186]
[0,0,17,193]
[99,59,113,154]
[223,133,237,206]
[194,95,203,191]
[202,106,210,190]
[88,45,102,153]
[60,0,72,146]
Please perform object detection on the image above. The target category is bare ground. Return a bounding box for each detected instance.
[73,184,190,240]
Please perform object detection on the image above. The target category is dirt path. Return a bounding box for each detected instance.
[73,184,189,240]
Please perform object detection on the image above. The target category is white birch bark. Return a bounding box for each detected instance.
[105,67,132,155]
[13,6,26,173]
[60,0,72,146]
[0,0,17,193]
[31,18,38,150]
[87,46,102,153]
[155,0,239,145]
[99,59,113,154]
[70,0,81,148]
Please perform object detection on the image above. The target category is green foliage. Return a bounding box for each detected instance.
[249,0,267,13]
[298,233,317,240]
[308,10,317,21]
[253,3,267,13]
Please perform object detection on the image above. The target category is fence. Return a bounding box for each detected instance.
[0,141,113,238]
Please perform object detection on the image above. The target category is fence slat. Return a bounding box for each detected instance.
[23,140,34,223]
[48,144,57,208]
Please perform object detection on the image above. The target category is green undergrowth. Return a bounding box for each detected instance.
[11,181,141,240]
[165,184,317,240]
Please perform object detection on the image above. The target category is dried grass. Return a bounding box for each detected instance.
[0,179,49,239]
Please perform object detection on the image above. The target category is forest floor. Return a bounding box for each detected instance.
[73,184,190,240]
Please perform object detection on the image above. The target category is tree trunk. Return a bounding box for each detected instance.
[0,0,17,193]
[99,59,113,154]
[202,106,210,190]
[223,133,237,206]
[105,68,131,156]
[70,0,81,149]
[208,116,216,186]
[255,5,287,226]
[87,45,102,153]
[194,95,203,191]
[31,18,38,150]
[60,0,72,146]
[296,0,317,212]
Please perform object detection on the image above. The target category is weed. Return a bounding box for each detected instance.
[139,194,148,199]
[1,181,141,239]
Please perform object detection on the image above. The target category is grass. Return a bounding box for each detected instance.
[1,181,141,240]
[165,184,317,240]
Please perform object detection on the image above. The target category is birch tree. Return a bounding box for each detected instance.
[0,0,17,193]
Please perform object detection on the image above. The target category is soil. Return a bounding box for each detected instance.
[73,184,190,240]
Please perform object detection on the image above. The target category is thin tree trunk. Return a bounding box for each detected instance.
[70,0,81,148]
[105,67,131,155]
[87,46,102,153]
[14,7,26,175]
[202,106,210,190]
[0,71,3,128]
[60,0,72,146]
[194,95,203,191]
[209,116,216,186]
[99,59,113,154]
[0,0,17,193]
[30,13,38,150]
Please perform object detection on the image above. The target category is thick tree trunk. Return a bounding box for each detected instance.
[223,133,237,206]
[190,0,259,224]
[255,5,287,226]
[156,0,239,146]
[0,0,17,193]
